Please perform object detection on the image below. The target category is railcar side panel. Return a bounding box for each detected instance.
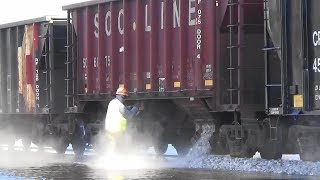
[0,18,67,114]
[0,24,38,113]
[70,0,216,97]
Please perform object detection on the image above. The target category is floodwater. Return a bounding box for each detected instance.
[0,138,318,180]
[0,164,311,180]
[0,151,315,180]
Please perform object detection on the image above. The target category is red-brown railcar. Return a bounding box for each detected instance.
[63,0,266,156]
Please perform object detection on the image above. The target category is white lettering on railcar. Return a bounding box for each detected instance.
[83,58,88,69]
[313,31,320,46]
[105,56,111,67]
[93,0,202,37]
[197,9,202,25]
[173,0,180,28]
[312,31,320,73]
[313,58,320,72]
[197,29,202,50]
[118,9,124,35]
[35,85,40,101]
[105,11,111,36]
[94,57,98,68]
[189,0,201,26]
[196,0,202,59]
[94,13,99,38]
[35,70,39,82]
[35,58,40,107]
[315,85,320,101]
[189,0,196,26]
[161,2,164,30]
[35,58,39,81]
[145,5,151,32]
[35,73,40,101]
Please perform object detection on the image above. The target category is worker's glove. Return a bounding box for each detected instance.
[127,105,133,110]
[134,102,144,111]
[135,110,141,116]
[131,106,139,115]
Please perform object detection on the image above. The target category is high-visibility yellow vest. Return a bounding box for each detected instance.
[105,99,127,133]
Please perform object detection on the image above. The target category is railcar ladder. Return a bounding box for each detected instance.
[263,0,287,140]
[40,23,66,113]
[65,12,76,110]
[226,0,264,106]
[226,0,264,105]
[39,23,57,113]
[39,23,55,134]
[226,0,240,106]
[40,33,50,111]
[227,0,265,139]
[263,0,283,115]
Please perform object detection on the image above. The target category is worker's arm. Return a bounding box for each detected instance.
[119,103,139,120]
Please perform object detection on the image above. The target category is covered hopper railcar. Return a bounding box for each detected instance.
[263,0,320,161]
[204,0,320,161]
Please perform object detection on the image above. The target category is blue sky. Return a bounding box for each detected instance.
[0,0,86,24]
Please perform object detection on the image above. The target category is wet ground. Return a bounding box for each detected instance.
[0,151,317,180]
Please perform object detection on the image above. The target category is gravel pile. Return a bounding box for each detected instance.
[175,123,320,176]
[182,155,320,176]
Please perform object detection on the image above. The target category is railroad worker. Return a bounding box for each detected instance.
[105,87,139,153]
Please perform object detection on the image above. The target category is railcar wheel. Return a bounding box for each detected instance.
[173,125,195,157]
[173,128,197,157]
[259,141,282,160]
[209,132,229,155]
[299,151,317,161]
[54,138,69,154]
[72,119,86,156]
[22,138,31,150]
[154,142,168,155]
[36,145,44,152]
[230,151,254,158]
[297,136,320,161]
[72,137,86,156]
[173,138,192,157]
[228,141,255,158]
[225,128,255,158]
[93,143,107,155]
[299,151,320,161]
[174,143,191,156]
[92,134,108,155]
[6,137,15,151]
[259,118,283,160]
